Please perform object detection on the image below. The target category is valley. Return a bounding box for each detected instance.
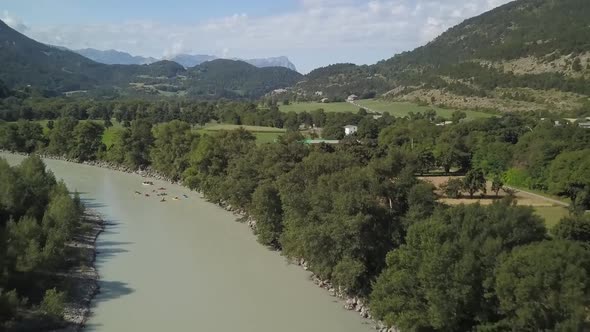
[1,0,589,331]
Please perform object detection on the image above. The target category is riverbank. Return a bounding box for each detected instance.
[1,151,394,331]
[55,210,104,332]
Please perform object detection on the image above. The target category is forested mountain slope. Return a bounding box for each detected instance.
[187,59,303,99]
[296,0,590,113]
[0,20,301,98]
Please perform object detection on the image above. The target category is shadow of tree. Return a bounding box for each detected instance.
[95,280,134,302]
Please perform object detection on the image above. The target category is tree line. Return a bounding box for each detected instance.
[0,156,84,329]
[1,102,590,330]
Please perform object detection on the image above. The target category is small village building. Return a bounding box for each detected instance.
[579,121,590,129]
[347,94,358,102]
[343,125,358,135]
[321,97,329,103]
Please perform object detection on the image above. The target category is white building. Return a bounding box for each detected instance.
[343,125,358,135]
[347,94,358,102]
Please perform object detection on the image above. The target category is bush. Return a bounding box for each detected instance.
[41,288,65,319]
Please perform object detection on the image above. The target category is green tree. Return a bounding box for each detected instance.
[552,214,590,243]
[548,150,590,210]
[69,121,105,161]
[463,169,487,198]
[126,119,154,168]
[491,175,504,197]
[451,110,466,123]
[46,117,78,156]
[251,183,284,247]
[370,200,546,331]
[151,120,196,180]
[441,178,463,198]
[494,240,590,331]
[322,125,345,140]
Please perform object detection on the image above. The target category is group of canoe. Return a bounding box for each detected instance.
[137,181,189,202]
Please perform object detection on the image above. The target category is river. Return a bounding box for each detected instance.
[2,153,374,332]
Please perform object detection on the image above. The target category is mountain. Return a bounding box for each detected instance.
[167,54,218,68]
[169,54,297,71]
[243,56,297,71]
[74,49,298,72]
[0,19,301,98]
[186,59,302,98]
[297,0,590,112]
[75,48,157,65]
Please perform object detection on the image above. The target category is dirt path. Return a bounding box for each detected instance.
[505,186,569,208]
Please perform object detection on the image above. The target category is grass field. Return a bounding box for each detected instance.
[355,100,494,119]
[421,176,570,227]
[278,99,494,120]
[195,124,286,143]
[532,206,570,228]
[279,102,359,113]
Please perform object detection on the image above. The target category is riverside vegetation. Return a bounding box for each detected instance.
[1,92,589,331]
[1,0,590,329]
[0,154,102,331]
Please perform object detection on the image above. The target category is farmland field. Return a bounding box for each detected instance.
[195,124,285,143]
[278,102,359,113]
[278,99,495,119]
[421,176,570,227]
[355,99,494,119]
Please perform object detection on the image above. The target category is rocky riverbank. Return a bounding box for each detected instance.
[55,210,104,332]
[1,150,397,331]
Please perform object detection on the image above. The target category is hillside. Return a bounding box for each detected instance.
[296,0,590,113]
[75,48,158,65]
[186,59,303,98]
[0,20,301,98]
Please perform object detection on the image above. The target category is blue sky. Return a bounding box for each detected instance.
[1,0,512,73]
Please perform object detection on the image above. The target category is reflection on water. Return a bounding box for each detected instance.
[2,153,373,332]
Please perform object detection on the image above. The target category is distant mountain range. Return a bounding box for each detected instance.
[75,48,157,65]
[0,19,302,98]
[73,48,298,71]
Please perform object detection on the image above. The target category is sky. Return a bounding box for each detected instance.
[1,0,513,73]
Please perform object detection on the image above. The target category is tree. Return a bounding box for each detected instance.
[280,166,399,295]
[451,110,467,123]
[491,175,504,197]
[151,120,196,180]
[126,119,154,168]
[405,182,437,226]
[46,117,78,156]
[548,150,590,210]
[441,178,463,198]
[69,121,105,161]
[463,169,486,198]
[370,200,547,331]
[494,240,590,331]
[251,183,284,247]
[322,125,345,140]
[552,214,590,243]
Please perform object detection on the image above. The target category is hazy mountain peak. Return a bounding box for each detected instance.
[75,48,157,65]
[71,48,298,72]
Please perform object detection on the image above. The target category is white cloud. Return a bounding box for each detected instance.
[1,1,514,72]
[1,10,28,33]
